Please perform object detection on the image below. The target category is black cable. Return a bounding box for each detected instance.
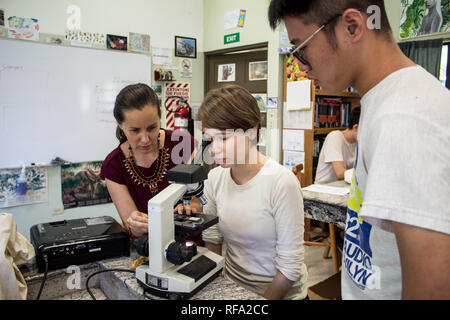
[36,254,48,300]
[85,268,135,300]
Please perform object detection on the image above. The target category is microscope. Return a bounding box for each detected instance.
[134,163,224,299]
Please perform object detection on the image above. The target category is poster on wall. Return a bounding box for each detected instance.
[251,93,267,112]
[129,32,150,53]
[65,30,106,47]
[7,16,39,41]
[400,0,450,39]
[283,150,305,174]
[224,9,240,30]
[218,63,236,82]
[267,97,278,109]
[249,61,268,81]
[285,54,309,83]
[61,161,111,209]
[152,47,172,66]
[164,83,191,130]
[238,9,247,28]
[180,58,193,78]
[0,167,48,208]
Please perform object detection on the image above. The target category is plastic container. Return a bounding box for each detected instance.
[16,163,27,195]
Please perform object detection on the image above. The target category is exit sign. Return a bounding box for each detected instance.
[224,33,240,44]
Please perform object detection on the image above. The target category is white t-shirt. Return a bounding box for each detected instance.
[202,158,308,300]
[315,130,356,184]
[341,65,450,300]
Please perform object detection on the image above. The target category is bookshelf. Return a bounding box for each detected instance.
[314,127,347,135]
[311,88,360,184]
[316,90,360,98]
[282,56,360,187]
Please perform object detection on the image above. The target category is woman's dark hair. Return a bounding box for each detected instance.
[113,83,160,143]
[348,106,361,129]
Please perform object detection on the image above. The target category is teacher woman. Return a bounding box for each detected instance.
[100,83,200,242]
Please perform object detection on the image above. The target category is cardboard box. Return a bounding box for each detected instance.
[308,271,342,300]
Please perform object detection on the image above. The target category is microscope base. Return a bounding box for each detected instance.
[137,269,221,300]
[136,247,224,300]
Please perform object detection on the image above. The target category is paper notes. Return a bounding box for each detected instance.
[302,184,350,196]
[283,129,304,151]
[287,80,311,111]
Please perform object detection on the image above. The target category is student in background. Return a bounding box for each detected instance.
[269,0,450,299]
[100,83,201,243]
[198,85,308,300]
[314,106,360,184]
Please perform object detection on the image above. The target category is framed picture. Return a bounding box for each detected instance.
[218,63,236,82]
[400,0,449,39]
[175,36,197,58]
[106,34,127,50]
[249,61,268,81]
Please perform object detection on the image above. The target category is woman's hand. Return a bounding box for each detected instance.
[174,196,201,215]
[126,210,148,238]
[174,203,199,215]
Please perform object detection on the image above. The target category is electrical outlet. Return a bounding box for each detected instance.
[53,208,64,215]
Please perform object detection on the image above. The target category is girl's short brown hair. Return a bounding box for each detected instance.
[197,85,261,141]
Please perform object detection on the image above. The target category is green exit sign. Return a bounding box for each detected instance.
[224,33,240,44]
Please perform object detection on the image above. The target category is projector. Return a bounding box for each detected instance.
[30,216,130,272]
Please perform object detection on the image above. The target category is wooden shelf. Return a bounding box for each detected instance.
[314,127,347,135]
[315,90,360,98]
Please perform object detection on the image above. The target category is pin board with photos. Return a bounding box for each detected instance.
[282,55,314,187]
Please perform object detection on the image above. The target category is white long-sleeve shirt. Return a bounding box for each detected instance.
[202,158,308,299]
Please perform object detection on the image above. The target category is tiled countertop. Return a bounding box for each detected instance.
[302,180,349,227]
[24,250,263,300]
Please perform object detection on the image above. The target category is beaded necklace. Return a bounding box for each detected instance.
[123,138,170,194]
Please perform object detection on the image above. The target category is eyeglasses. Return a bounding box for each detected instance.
[290,13,342,66]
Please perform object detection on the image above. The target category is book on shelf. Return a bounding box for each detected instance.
[314,97,351,129]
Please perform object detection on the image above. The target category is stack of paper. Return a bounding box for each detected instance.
[302,184,350,196]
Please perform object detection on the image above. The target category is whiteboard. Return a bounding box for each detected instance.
[0,38,152,168]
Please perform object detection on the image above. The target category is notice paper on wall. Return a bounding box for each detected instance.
[283,129,304,151]
[287,80,311,111]
[224,9,240,30]
[152,47,172,66]
[283,102,313,130]
[283,150,305,173]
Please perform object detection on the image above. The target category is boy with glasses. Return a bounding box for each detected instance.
[269,0,450,300]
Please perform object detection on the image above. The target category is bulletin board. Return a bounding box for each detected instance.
[0,38,152,168]
[282,55,314,187]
